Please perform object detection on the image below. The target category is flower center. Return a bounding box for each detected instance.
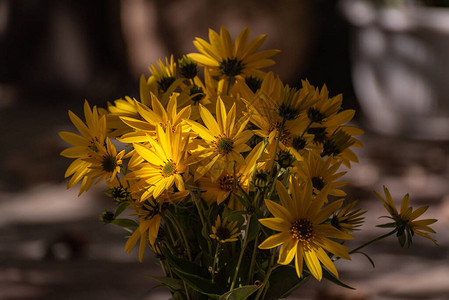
[189,85,205,103]
[269,121,291,145]
[245,76,262,93]
[290,219,314,243]
[219,58,244,77]
[292,136,306,151]
[102,154,118,172]
[215,137,234,155]
[157,76,176,92]
[162,161,177,177]
[215,226,231,241]
[218,174,234,192]
[311,176,325,191]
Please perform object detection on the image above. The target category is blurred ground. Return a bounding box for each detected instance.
[0,100,448,300]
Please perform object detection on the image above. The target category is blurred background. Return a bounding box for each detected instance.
[0,0,448,299]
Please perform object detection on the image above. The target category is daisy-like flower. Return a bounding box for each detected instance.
[306,83,342,124]
[149,55,178,93]
[84,137,125,184]
[128,125,189,201]
[118,93,191,144]
[188,26,280,79]
[294,152,348,197]
[124,190,189,262]
[199,141,264,207]
[185,97,252,182]
[59,100,107,195]
[376,186,438,247]
[210,215,241,243]
[331,200,366,233]
[259,179,353,281]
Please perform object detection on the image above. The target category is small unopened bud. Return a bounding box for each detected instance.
[100,210,115,223]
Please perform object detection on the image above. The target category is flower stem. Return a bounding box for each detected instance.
[230,214,252,290]
[300,120,313,139]
[164,209,192,261]
[212,243,220,283]
[246,234,259,285]
[349,229,397,255]
[255,251,276,299]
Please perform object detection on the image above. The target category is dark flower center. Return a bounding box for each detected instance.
[290,219,314,242]
[245,76,262,93]
[311,176,325,191]
[102,155,117,172]
[216,137,234,155]
[158,76,176,92]
[220,58,244,77]
[218,174,234,192]
[162,161,177,177]
[215,226,231,241]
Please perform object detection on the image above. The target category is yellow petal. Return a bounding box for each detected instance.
[258,232,291,249]
[315,247,338,278]
[278,238,297,265]
[259,217,290,232]
[304,250,322,281]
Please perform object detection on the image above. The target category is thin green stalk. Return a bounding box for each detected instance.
[264,119,286,200]
[348,229,397,256]
[164,209,192,261]
[230,214,252,290]
[255,251,276,299]
[300,120,313,139]
[246,234,259,285]
[183,281,191,300]
[226,76,234,95]
[212,243,220,283]
[193,196,212,255]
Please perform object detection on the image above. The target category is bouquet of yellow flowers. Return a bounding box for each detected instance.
[59,26,438,299]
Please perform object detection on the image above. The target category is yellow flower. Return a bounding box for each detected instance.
[59,100,107,195]
[331,200,366,233]
[210,215,241,243]
[118,93,191,143]
[185,97,252,182]
[84,137,125,184]
[188,26,280,78]
[125,190,189,262]
[149,55,177,92]
[376,186,438,247]
[199,141,264,208]
[294,152,348,197]
[259,179,353,281]
[128,125,189,201]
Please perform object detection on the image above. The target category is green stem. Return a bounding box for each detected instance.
[265,119,286,200]
[193,196,212,255]
[183,281,191,300]
[212,243,220,283]
[246,234,259,285]
[348,229,397,256]
[230,214,252,290]
[164,209,193,261]
[300,120,313,139]
[255,251,276,299]
[226,76,234,95]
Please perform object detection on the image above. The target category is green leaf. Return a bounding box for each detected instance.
[320,268,355,290]
[149,276,184,291]
[263,265,306,300]
[218,285,260,300]
[173,268,222,299]
[110,218,139,228]
[353,251,376,268]
[161,246,208,278]
[246,217,260,243]
[114,201,129,218]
